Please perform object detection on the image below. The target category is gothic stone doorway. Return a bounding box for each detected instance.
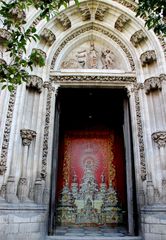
[49,87,137,237]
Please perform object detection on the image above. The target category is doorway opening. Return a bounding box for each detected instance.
[50,87,137,237]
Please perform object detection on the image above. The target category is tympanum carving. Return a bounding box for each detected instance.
[152,131,166,148]
[130,30,147,47]
[114,14,130,32]
[20,129,36,146]
[95,4,108,21]
[26,75,43,93]
[140,50,157,66]
[40,28,56,46]
[56,13,71,31]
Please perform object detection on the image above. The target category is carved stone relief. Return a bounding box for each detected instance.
[0,89,17,175]
[26,75,43,93]
[144,77,162,94]
[32,48,47,63]
[114,14,130,32]
[0,29,11,44]
[51,25,135,71]
[20,129,37,146]
[140,50,157,66]
[9,6,26,24]
[56,13,71,31]
[152,131,166,148]
[112,0,137,12]
[50,75,136,84]
[130,30,147,47]
[40,28,56,46]
[79,5,91,21]
[131,84,146,181]
[41,82,56,179]
[61,41,120,70]
[95,4,109,21]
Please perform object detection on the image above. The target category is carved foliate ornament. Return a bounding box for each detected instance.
[114,14,130,32]
[20,129,37,146]
[79,6,91,21]
[56,13,71,31]
[95,4,108,21]
[26,75,43,93]
[144,77,162,94]
[40,28,56,46]
[31,48,46,65]
[152,131,166,148]
[0,89,16,175]
[0,29,11,45]
[130,30,147,47]
[140,50,157,66]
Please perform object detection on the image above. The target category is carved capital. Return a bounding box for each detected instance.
[114,14,130,32]
[144,77,162,94]
[26,75,43,93]
[40,28,56,46]
[20,129,36,146]
[140,50,157,66]
[0,29,11,44]
[130,30,147,47]
[79,6,91,21]
[95,4,108,21]
[152,131,166,148]
[56,14,71,31]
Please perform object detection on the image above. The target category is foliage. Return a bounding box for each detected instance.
[0,0,79,91]
[137,0,166,36]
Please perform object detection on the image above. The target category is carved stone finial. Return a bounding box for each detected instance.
[130,30,147,47]
[144,77,162,94]
[114,14,130,32]
[26,75,43,93]
[95,4,108,21]
[20,129,37,146]
[40,28,56,46]
[152,131,166,148]
[79,6,91,21]
[0,29,11,44]
[140,50,157,66]
[56,14,71,31]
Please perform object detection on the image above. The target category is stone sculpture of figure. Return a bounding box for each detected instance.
[87,42,99,69]
[101,49,114,69]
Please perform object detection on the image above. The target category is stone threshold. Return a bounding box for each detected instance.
[46,236,142,240]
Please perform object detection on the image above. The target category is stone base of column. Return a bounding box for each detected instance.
[6,176,19,203]
[17,177,28,202]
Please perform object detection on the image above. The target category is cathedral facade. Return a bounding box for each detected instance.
[0,1,166,240]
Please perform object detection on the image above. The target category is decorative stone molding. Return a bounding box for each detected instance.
[56,13,71,31]
[0,89,17,175]
[79,5,91,21]
[26,75,43,93]
[144,77,162,94]
[31,48,47,65]
[132,85,146,180]
[50,75,136,84]
[0,29,11,44]
[40,28,56,46]
[130,30,147,47]
[140,50,157,66]
[51,24,135,71]
[20,129,37,146]
[159,74,166,81]
[41,82,56,179]
[152,131,166,148]
[114,14,130,32]
[95,4,108,21]
[112,0,137,12]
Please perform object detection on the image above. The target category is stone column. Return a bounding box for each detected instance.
[17,129,36,202]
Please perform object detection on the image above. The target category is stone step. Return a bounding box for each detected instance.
[46,236,142,240]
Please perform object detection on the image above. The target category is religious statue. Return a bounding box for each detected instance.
[87,42,99,69]
[101,49,114,69]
